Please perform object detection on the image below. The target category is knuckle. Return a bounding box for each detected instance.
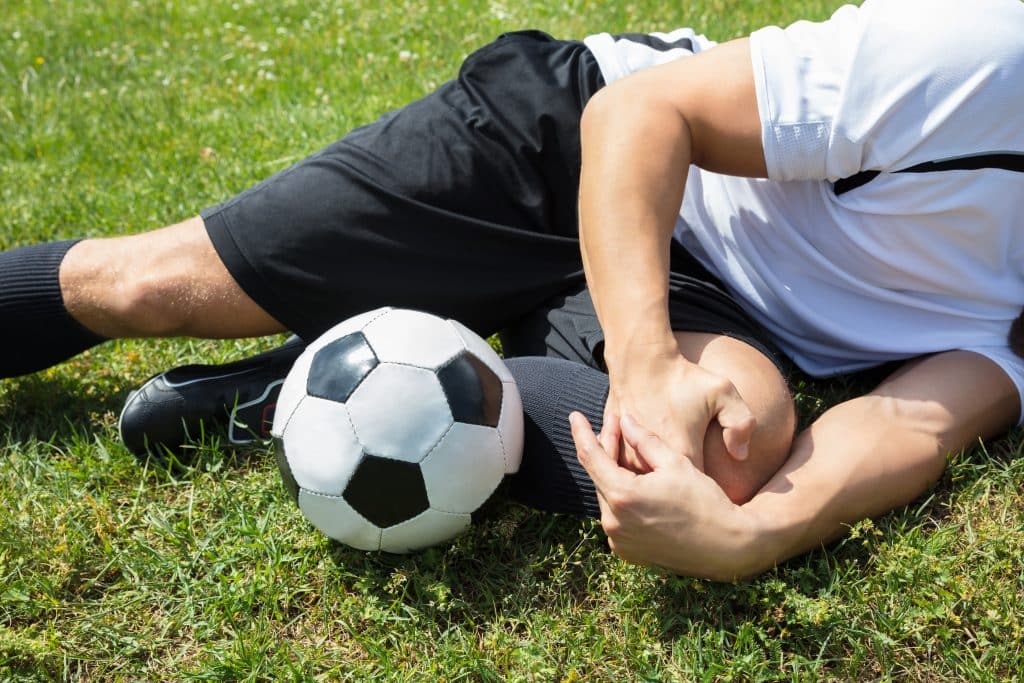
[604,489,632,511]
[604,490,625,510]
[602,515,622,537]
[638,432,661,451]
[708,374,733,395]
[577,441,597,461]
[711,376,736,397]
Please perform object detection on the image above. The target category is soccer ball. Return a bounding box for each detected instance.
[271,307,524,553]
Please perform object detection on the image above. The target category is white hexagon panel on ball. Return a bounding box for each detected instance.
[345,363,454,463]
[297,489,383,551]
[420,422,507,513]
[361,308,466,370]
[279,396,364,496]
[379,508,472,553]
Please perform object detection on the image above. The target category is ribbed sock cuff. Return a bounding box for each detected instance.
[505,357,608,519]
[0,239,107,378]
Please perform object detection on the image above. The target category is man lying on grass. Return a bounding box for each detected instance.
[1,0,1021,580]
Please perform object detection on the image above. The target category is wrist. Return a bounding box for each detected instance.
[676,505,767,583]
[603,328,681,378]
[728,501,790,580]
[712,505,768,581]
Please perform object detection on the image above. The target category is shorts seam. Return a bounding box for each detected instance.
[202,208,298,334]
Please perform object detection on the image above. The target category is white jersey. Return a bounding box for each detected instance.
[584,0,1024,423]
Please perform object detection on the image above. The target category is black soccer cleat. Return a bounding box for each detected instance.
[118,336,306,458]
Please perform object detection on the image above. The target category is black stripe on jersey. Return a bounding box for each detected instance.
[833,170,880,195]
[610,32,695,53]
[834,153,1024,195]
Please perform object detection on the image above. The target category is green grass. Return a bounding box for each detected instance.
[2,0,1023,679]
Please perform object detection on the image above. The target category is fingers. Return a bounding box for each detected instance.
[620,413,689,472]
[600,393,615,442]
[597,412,622,463]
[712,382,757,461]
[572,411,643,561]
[571,411,632,489]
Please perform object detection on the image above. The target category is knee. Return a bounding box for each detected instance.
[672,332,798,504]
[703,392,796,504]
[114,269,195,337]
[60,232,199,338]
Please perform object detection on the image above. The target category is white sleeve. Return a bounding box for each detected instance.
[960,345,1024,427]
[750,0,1024,182]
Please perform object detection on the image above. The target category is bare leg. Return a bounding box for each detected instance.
[60,216,285,339]
[509,332,795,516]
[674,331,796,504]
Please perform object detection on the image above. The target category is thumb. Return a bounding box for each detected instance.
[619,414,681,471]
[571,411,633,492]
[713,388,756,461]
[597,412,622,463]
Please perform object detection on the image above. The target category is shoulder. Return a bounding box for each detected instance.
[857,0,1024,74]
[752,0,1024,180]
[753,0,1024,80]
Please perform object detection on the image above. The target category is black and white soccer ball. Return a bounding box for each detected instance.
[271,307,524,553]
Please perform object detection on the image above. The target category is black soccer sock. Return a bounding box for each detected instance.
[0,240,107,378]
[504,356,607,519]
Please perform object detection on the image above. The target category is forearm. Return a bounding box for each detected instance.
[736,395,947,576]
[733,352,1018,577]
[577,76,690,368]
[578,95,743,471]
[578,38,766,371]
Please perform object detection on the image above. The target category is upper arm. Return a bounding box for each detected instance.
[872,351,1019,452]
[801,350,1019,505]
[582,37,767,178]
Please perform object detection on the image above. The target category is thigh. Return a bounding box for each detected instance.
[201,32,604,342]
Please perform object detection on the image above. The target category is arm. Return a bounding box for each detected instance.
[573,351,1019,580]
[740,351,1019,575]
[578,38,767,468]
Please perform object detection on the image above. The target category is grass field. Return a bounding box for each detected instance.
[2,0,1023,679]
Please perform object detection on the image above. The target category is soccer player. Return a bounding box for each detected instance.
[2,0,1022,579]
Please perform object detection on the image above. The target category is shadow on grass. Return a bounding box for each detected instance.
[311,418,1024,644]
[0,371,126,444]
[320,502,607,624]
[298,364,912,636]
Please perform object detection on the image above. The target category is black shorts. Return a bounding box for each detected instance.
[202,30,786,375]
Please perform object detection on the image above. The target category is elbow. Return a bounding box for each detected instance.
[579,85,620,145]
[579,80,686,153]
[701,550,775,584]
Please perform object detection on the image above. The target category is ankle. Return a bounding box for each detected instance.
[0,240,107,377]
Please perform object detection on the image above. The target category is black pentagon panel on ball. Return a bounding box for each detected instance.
[307,332,379,403]
[343,455,430,528]
[273,437,300,505]
[437,351,503,427]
